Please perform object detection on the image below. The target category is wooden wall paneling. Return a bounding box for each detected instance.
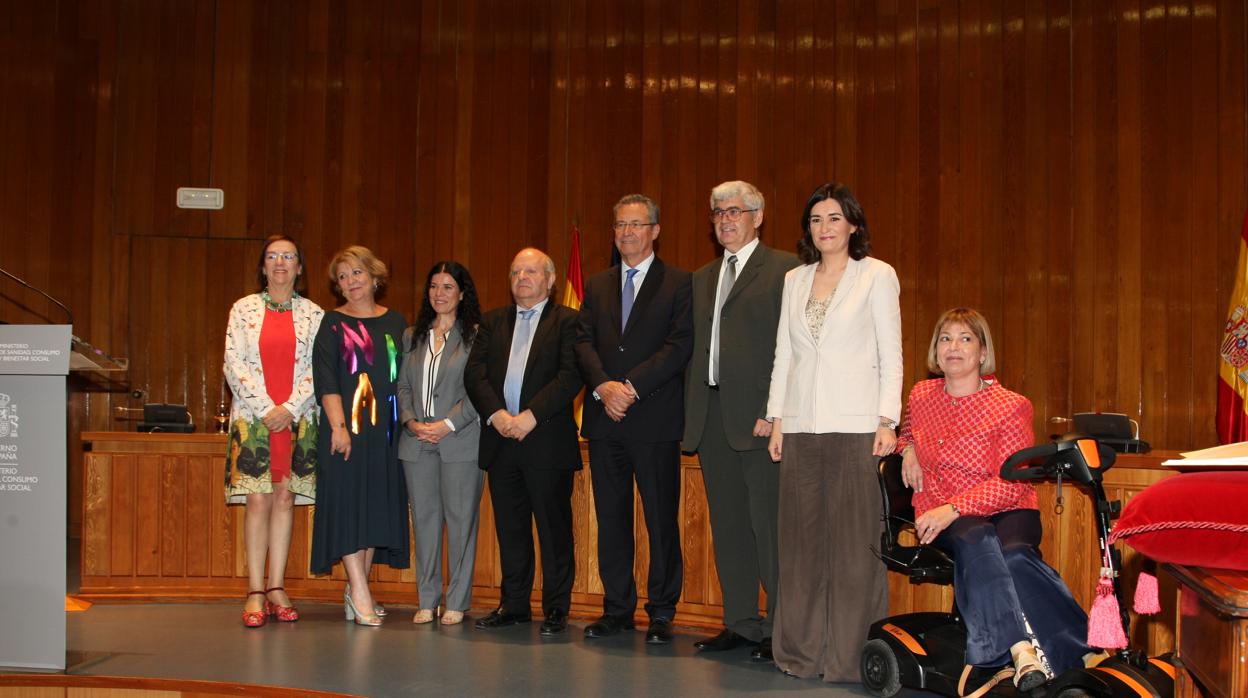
[109,454,134,576]
[664,0,697,268]
[82,454,110,576]
[1218,0,1248,345]
[736,0,760,186]
[112,0,213,238]
[935,0,961,319]
[631,487,651,604]
[184,455,212,578]
[893,0,919,389]
[529,0,557,265]
[1021,0,1052,421]
[410,0,437,279]
[160,455,185,576]
[135,453,162,575]
[1044,1,1074,430]
[954,0,982,313]
[448,0,478,290]
[1163,1,1196,449]
[545,0,571,277]
[912,3,941,390]
[1139,0,1168,445]
[1189,1,1221,451]
[1114,0,1145,441]
[680,458,711,607]
[1070,0,1099,423]
[210,459,235,579]
[293,0,329,275]
[976,0,1005,376]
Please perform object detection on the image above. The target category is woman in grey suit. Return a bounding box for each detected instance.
[397,261,483,625]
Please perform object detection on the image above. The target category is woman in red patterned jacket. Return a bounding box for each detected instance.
[895,308,1089,691]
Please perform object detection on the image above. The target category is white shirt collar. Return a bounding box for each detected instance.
[621,252,656,286]
[516,297,549,318]
[723,237,760,268]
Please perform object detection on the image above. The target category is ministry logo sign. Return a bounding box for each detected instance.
[0,393,15,438]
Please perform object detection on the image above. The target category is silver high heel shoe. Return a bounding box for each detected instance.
[343,590,382,626]
[345,583,386,617]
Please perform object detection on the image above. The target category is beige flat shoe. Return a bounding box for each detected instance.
[412,608,436,624]
[1011,643,1046,692]
[440,610,464,625]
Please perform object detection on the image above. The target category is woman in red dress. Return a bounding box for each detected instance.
[224,235,324,627]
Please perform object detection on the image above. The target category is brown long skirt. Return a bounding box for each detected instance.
[773,431,888,682]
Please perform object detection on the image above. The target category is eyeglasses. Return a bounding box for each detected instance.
[265,252,298,262]
[710,207,758,223]
[612,221,656,232]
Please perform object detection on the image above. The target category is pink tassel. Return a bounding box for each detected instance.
[1087,574,1128,649]
[1133,571,1160,615]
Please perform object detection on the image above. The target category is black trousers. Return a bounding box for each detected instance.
[588,436,683,620]
[934,509,1090,674]
[486,448,575,616]
[696,389,779,640]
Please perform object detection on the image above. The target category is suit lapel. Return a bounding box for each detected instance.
[493,306,518,386]
[430,325,462,397]
[697,261,718,317]
[407,329,430,419]
[826,257,860,315]
[623,257,665,337]
[524,302,557,379]
[794,264,819,345]
[606,265,623,337]
[815,257,861,342]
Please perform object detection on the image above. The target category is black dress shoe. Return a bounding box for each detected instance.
[694,628,752,652]
[583,614,635,638]
[473,608,531,629]
[645,617,674,645]
[539,608,568,636]
[750,636,773,661]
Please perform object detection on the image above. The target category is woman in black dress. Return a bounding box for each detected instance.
[311,245,409,626]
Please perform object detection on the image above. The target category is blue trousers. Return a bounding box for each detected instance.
[934,509,1090,674]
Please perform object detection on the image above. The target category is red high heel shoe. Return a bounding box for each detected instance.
[242,591,267,628]
[264,586,299,622]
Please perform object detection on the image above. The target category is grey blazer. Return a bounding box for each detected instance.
[396,323,480,463]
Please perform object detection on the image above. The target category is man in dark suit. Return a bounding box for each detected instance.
[575,194,693,645]
[465,247,583,636]
[682,180,800,661]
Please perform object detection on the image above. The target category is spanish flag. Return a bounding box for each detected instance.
[563,225,585,432]
[1217,211,1248,443]
[563,224,584,309]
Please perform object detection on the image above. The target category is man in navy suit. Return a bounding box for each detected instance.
[575,194,693,645]
[465,248,583,636]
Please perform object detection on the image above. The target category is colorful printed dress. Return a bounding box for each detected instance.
[310,309,410,574]
[223,293,323,504]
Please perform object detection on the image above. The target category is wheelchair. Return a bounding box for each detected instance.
[859,437,1177,697]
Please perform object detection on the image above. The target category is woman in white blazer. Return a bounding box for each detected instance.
[765,183,902,682]
[224,235,324,627]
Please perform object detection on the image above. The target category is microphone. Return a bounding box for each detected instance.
[0,266,74,327]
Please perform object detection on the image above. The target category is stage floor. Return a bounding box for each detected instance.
[62,602,900,697]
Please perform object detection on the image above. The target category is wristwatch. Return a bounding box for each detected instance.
[879,416,897,429]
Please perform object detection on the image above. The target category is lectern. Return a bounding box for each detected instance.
[0,325,70,670]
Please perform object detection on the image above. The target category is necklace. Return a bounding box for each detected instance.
[262,290,297,313]
[945,378,987,406]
